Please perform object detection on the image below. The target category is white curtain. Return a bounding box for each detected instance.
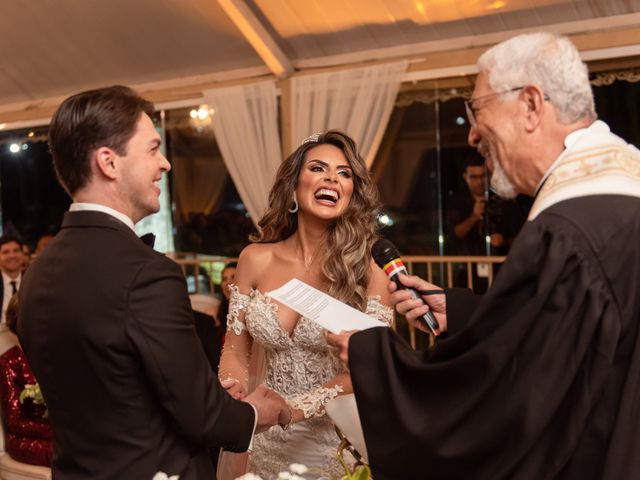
[290,61,408,167]
[203,80,282,224]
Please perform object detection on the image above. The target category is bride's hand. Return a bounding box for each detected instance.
[220,378,247,400]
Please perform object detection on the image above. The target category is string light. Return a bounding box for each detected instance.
[189,104,215,131]
[189,105,214,121]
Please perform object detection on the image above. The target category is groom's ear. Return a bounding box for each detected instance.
[93,146,119,181]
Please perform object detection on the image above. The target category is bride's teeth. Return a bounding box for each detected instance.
[315,189,338,201]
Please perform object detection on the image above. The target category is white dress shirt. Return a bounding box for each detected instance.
[1,271,21,324]
[69,202,136,231]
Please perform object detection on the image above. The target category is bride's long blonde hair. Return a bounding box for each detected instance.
[250,131,380,310]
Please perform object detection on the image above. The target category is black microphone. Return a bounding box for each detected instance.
[372,239,441,336]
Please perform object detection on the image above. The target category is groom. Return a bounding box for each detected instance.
[18,85,287,480]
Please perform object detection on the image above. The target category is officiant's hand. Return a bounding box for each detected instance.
[326,330,357,366]
[243,385,284,433]
[389,274,447,333]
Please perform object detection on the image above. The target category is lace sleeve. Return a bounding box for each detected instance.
[288,384,344,419]
[218,286,252,390]
[367,296,394,326]
[226,286,249,335]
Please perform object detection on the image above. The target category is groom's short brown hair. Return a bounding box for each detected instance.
[49,85,154,195]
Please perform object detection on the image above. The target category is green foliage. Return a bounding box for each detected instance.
[18,383,48,419]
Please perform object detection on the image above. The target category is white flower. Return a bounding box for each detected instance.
[277,473,292,480]
[235,474,263,480]
[289,464,308,475]
[152,473,179,480]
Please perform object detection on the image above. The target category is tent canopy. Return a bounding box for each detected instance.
[1,0,639,125]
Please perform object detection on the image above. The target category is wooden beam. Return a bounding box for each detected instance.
[2,23,640,127]
[292,13,640,70]
[278,78,293,157]
[217,0,293,78]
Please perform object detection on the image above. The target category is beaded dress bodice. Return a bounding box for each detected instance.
[235,288,343,395]
[223,286,393,478]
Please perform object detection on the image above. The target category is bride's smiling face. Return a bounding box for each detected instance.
[296,144,354,221]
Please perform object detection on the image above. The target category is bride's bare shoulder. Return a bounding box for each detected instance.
[237,242,278,271]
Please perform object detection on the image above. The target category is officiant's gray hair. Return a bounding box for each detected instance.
[477,32,596,124]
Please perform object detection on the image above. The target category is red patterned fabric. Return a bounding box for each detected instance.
[0,346,52,467]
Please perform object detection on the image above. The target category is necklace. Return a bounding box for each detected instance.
[300,244,321,272]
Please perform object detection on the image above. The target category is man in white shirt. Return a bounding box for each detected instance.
[0,234,24,324]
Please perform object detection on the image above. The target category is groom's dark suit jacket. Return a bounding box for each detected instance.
[18,211,254,480]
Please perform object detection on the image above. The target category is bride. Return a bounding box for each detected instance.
[218,130,393,478]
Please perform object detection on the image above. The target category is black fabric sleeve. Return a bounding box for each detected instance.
[349,219,620,480]
[126,256,254,452]
[444,287,480,335]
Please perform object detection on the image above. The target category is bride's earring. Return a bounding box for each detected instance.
[288,193,299,214]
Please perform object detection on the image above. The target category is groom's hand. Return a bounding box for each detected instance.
[264,389,292,429]
[243,385,283,433]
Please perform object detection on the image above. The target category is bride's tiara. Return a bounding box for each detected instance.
[301,132,322,146]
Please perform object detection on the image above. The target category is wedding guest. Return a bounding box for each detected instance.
[218,131,393,479]
[329,32,640,480]
[0,295,53,467]
[216,262,237,334]
[0,235,24,324]
[20,244,31,271]
[33,235,54,256]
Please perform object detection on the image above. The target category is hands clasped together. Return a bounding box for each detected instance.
[220,379,291,433]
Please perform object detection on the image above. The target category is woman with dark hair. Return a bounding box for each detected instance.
[218,131,392,478]
[216,261,237,333]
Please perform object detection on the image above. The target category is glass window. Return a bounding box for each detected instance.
[372,87,532,261]
[164,107,254,257]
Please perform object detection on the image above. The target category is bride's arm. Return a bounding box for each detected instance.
[285,263,393,425]
[217,287,252,399]
[284,372,351,425]
[218,248,260,399]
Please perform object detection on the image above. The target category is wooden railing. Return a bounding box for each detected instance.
[171,254,506,294]
[403,255,506,290]
[171,254,507,349]
[168,253,237,296]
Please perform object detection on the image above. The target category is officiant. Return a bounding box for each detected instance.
[328,32,640,480]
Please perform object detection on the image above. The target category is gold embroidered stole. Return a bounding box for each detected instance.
[529,121,640,220]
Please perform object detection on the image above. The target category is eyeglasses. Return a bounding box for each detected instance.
[464,87,524,126]
[465,87,551,126]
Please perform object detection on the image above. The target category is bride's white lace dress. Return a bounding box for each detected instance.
[224,286,393,479]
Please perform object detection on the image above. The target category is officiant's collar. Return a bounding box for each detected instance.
[533,120,606,198]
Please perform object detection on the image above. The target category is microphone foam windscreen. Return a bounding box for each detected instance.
[371,239,401,268]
